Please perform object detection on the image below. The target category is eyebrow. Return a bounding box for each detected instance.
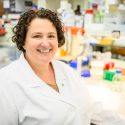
[32,32,57,35]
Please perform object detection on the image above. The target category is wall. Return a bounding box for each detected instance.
[37,0,46,8]
[69,0,86,10]
[15,0,25,12]
[1,0,87,14]
[45,0,86,12]
[46,0,60,11]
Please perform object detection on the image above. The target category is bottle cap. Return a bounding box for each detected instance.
[116,69,122,74]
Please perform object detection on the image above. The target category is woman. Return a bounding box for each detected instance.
[0,8,125,125]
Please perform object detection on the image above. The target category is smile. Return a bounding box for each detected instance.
[37,48,52,53]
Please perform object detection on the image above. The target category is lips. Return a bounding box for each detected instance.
[37,48,52,53]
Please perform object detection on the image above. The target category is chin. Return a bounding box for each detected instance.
[37,55,54,64]
[39,59,52,65]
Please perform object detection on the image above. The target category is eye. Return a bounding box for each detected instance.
[32,35,42,38]
[48,35,55,38]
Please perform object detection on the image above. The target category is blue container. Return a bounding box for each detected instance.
[81,69,91,77]
[69,60,77,69]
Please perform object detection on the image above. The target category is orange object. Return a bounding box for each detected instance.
[122,68,125,76]
[86,9,93,14]
[65,26,85,35]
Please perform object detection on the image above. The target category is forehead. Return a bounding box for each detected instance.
[29,18,54,28]
[27,18,56,33]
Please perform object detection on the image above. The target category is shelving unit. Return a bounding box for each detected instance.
[10,0,15,12]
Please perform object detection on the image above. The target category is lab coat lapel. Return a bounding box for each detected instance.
[51,60,68,95]
[51,60,76,106]
[17,54,75,107]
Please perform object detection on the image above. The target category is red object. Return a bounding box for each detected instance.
[92,4,98,9]
[85,9,93,14]
[104,62,115,70]
[0,27,6,36]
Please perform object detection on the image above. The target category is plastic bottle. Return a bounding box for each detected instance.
[112,69,123,92]
[113,69,122,82]
[62,3,75,26]
[84,9,93,25]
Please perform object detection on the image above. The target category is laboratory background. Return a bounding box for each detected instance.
[0,0,125,119]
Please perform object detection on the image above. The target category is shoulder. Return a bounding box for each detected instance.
[0,60,22,103]
[0,60,18,77]
[0,60,19,89]
[0,76,18,125]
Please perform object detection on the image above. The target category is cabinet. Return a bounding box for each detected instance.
[0,1,4,16]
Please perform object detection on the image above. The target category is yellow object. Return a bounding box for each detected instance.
[100,37,113,45]
[60,48,67,56]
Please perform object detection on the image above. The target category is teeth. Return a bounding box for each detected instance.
[39,49,51,53]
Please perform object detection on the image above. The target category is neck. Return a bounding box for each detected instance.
[29,61,55,84]
[30,61,52,77]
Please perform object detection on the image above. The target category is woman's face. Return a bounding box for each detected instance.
[23,18,58,66]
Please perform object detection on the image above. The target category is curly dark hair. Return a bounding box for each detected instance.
[12,8,65,52]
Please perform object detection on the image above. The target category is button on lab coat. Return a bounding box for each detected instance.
[0,54,125,125]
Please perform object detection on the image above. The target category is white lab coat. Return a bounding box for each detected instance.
[0,54,125,125]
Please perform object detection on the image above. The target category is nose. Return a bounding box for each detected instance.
[40,37,49,47]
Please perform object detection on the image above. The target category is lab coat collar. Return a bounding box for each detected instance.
[18,53,66,88]
[18,53,43,88]
[17,54,75,107]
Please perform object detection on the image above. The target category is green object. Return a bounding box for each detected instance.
[103,70,115,81]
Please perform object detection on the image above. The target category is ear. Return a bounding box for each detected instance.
[23,40,26,50]
[23,43,26,51]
